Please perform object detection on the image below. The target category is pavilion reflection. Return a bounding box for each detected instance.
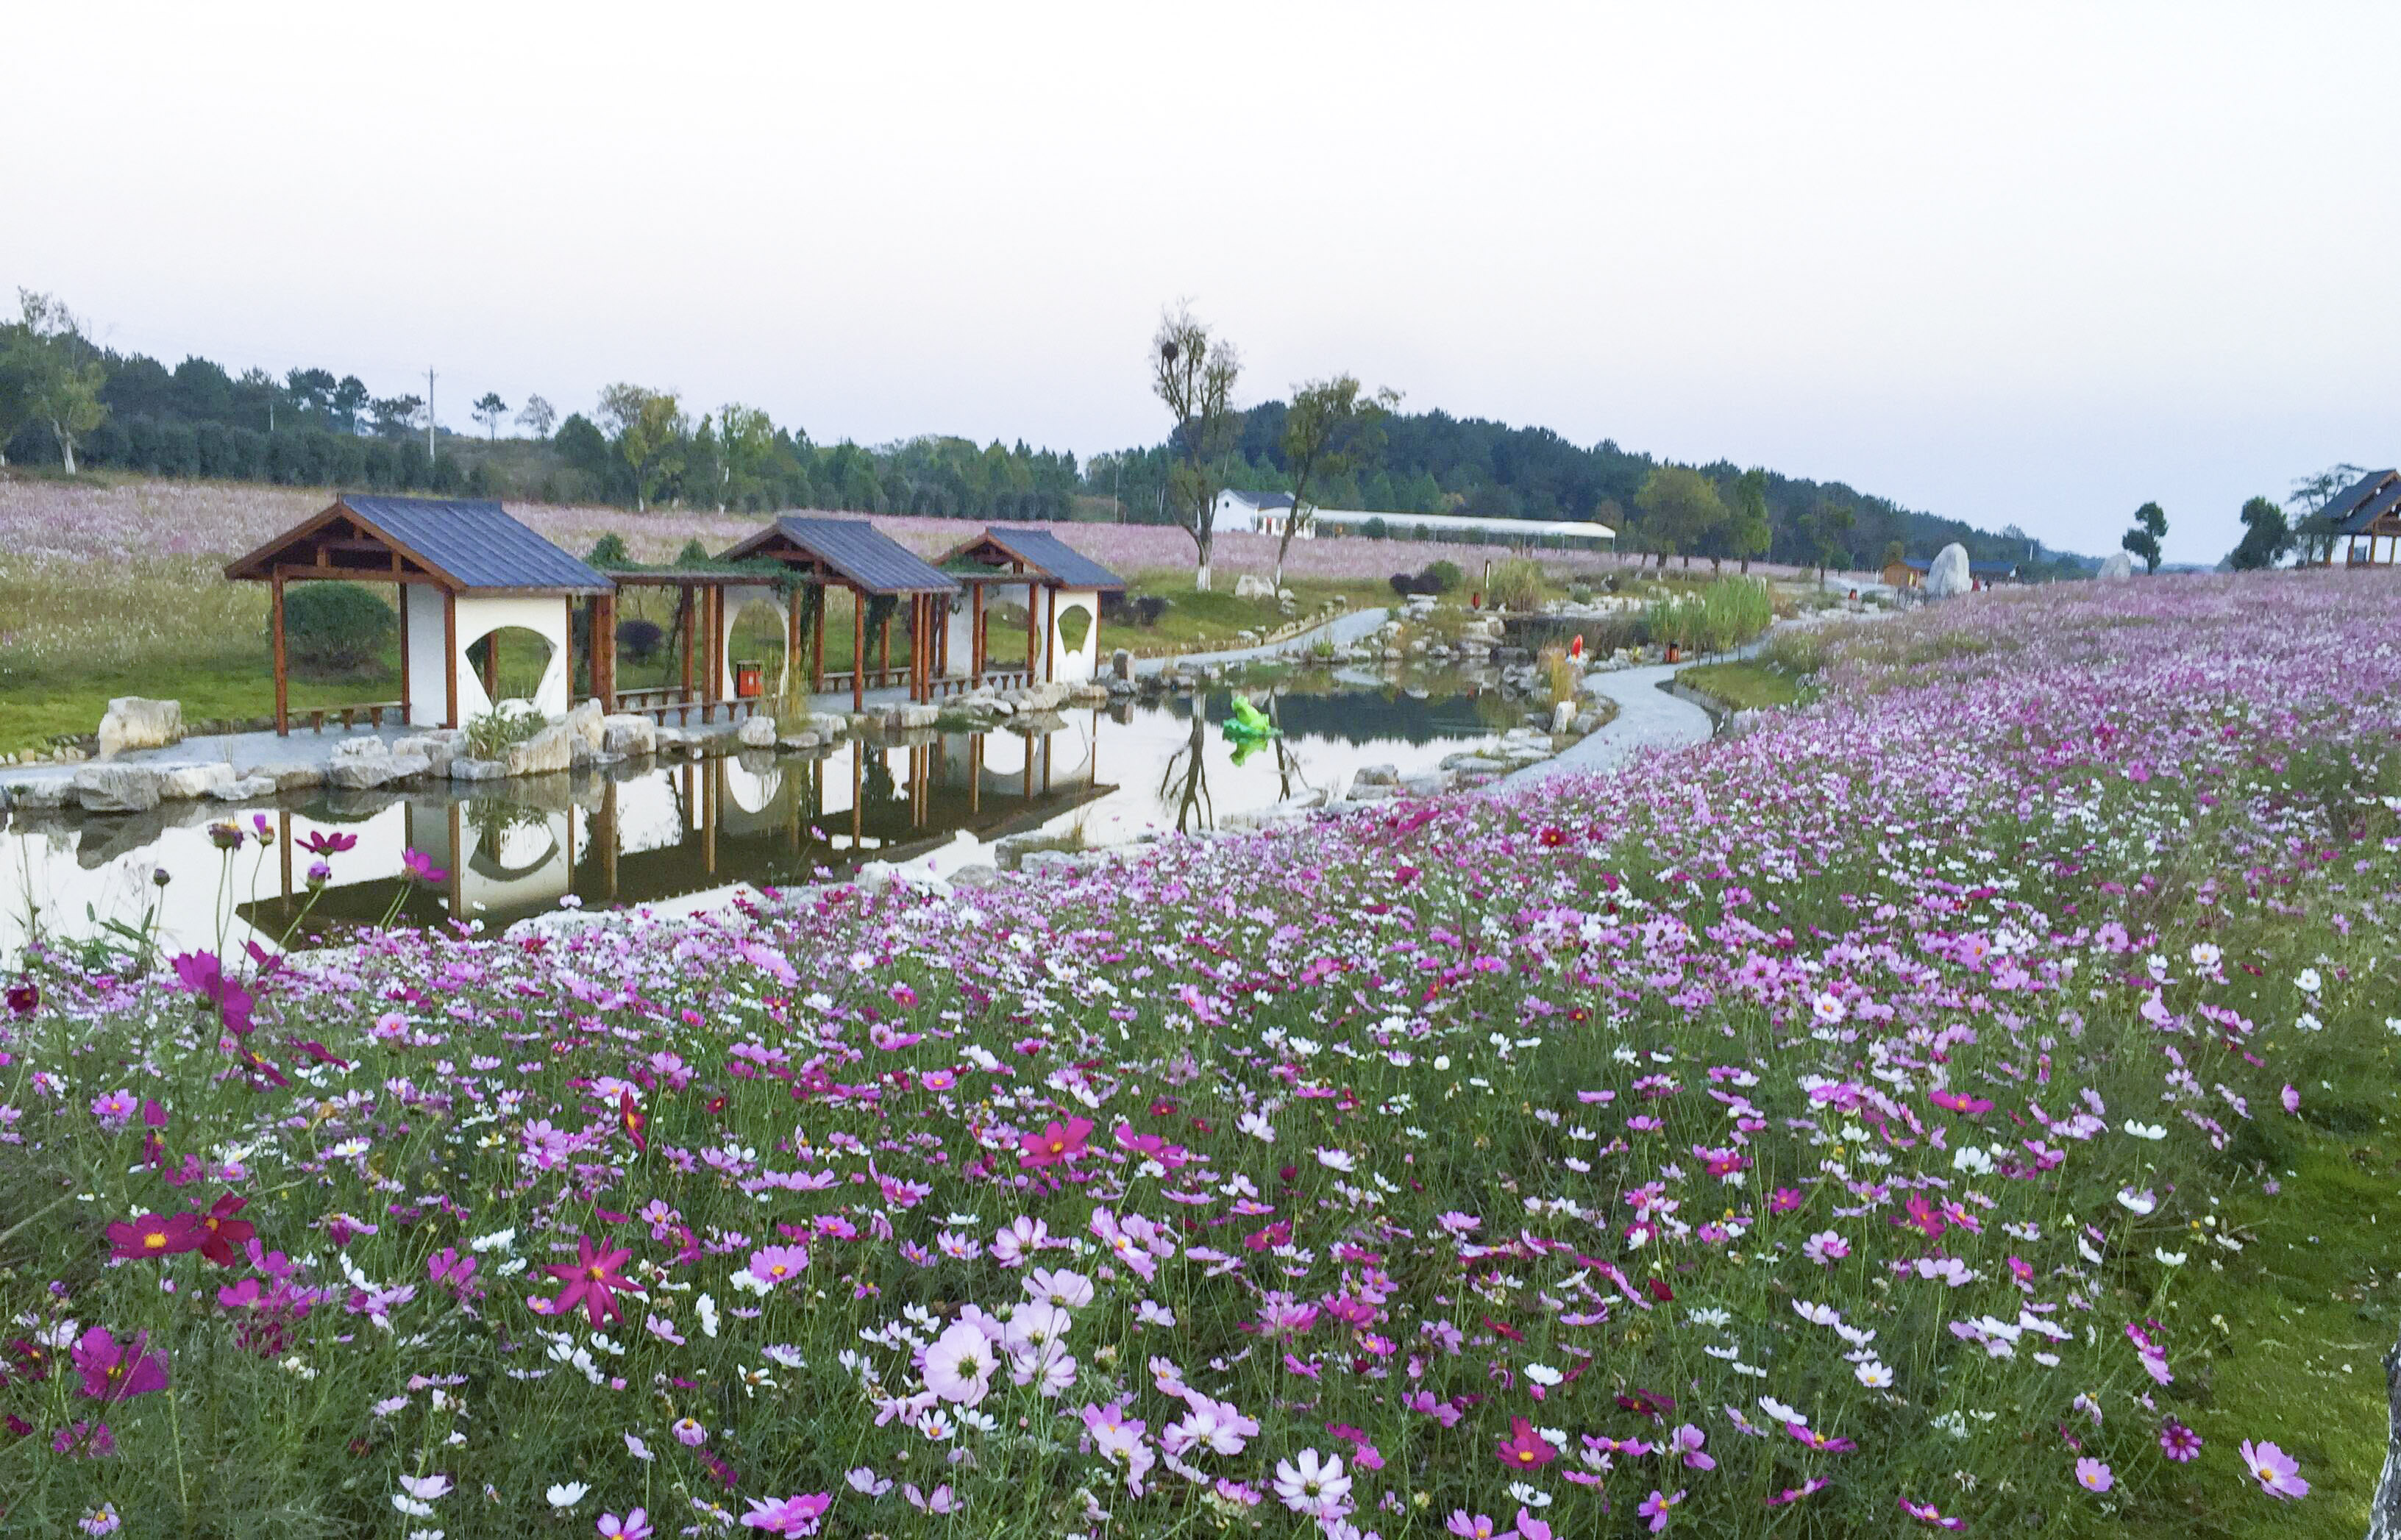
[237,715,1112,945]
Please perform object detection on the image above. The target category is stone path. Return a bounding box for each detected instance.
[0,722,421,792]
[1491,635,1774,793]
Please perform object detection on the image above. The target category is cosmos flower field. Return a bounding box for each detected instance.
[4,571,2398,1538]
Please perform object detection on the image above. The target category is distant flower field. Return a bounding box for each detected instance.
[6,559,2397,1536]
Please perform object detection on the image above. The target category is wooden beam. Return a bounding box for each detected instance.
[1024,582,1036,680]
[444,589,459,729]
[562,596,576,712]
[397,582,411,725]
[680,588,694,697]
[970,583,984,683]
[813,589,825,696]
[1045,585,1057,683]
[271,572,289,736]
[785,590,800,707]
[851,588,865,713]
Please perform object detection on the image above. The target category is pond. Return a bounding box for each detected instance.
[0,671,1529,958]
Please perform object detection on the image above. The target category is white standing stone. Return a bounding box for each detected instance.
[2096,551,2135,581]
[1925,543,1973,598]
[96,697,183,759]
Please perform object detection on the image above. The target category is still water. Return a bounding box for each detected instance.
[1,675,1523,956]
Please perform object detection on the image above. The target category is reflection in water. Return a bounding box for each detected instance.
[4,670,1526,956]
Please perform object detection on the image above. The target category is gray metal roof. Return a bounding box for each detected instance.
[970,527,1128,591]
[2321,470,2396,522]
[2343,474,2401,532]
[338,495,613,593]
[729,516,958,594]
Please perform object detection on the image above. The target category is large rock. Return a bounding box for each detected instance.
[1234,574,1278,600]
[601,713,656,756]
[157,763,236,801]
[210,775,280,802]
[96,697,182,759]
[1109,647,1134,682]
[1924,543,1973,598]
[449,757,507,781]
[562,697,606,750]
[5,774,78,810]
[73,763,163,813]
[1016,682,1072,713]
[1549,700,1576,735]
[393,734,455,777]
[503,724,575,777]
[736,715,779,749]
[2096,551,2135,581]
[326,753,394,791]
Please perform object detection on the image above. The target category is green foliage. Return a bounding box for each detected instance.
[2122,501,2167,573]
[586,532,630,566]
[1634,465,1728,563]
[1484,557,1547,610]
[1420,559,1464,593]
[673,539,711,566]
[2229,496,2291,570]
[1642,577,1774,654]
[462,700,545,760]
[277,581,391,672]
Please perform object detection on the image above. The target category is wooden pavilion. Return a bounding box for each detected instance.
[936,526,1126,688]
[2325,469,2401,566]
[713,517,961,710]
[223,494,615,735]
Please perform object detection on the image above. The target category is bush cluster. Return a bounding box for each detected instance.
[276,581,391,672]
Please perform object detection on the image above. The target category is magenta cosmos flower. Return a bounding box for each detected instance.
[1637,1489,1685,1533]
[1018,1116,1093,1169]
[538,1236,642,1326]
[1899,1496,1968,1529]
[2239,1439,2308,1499]
[1494,1416,1557,1471]
[71,1327,170,1402]
[2159,1419,2202,1462]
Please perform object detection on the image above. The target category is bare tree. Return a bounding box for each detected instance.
[1150,304,1242,593]
[516,393,558,438]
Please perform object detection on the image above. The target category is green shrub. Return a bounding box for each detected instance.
[279,582,391,671]
[1642,577,1774,655]
[1484,558,1546,611]
[586,533,630,566]
[1419,560,1464,594]
[674,539,711,566]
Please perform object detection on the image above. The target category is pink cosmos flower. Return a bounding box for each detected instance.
[1637,1488,1685,1533]
[1899,1496,1968,1528]
[2240,1439,2308,1499]
[745,1244,808,1286]
[1445,1512,1510,1539]
[2075,1457,2113,1493]
[739,1491,832,1535]
[2160,1419,2202,1462]
[597,1510,653,1540]
[922,1320,998,1405]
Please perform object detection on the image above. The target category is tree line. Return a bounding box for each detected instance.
[2,286,2080,575]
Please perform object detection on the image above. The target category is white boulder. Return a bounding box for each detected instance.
[2096,551,2135,581]
[503,724,575,777]
[96,697,183,759]
[602,713,656,756]
[1924,543,1973,598]
[1234,574,1278,601]
[73,763,163,813]
[736,715,779,749]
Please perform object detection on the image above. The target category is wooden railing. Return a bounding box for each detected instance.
[291,700,407,734]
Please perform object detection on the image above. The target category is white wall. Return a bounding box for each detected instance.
[403,585,452,727]
[1213,490,1261,532]
[716,583,786,699]
[1049,587,1100,684]
[453,594,570,723]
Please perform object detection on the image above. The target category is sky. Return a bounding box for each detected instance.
[5,2,2396,564]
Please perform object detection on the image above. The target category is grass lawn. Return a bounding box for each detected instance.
[1100,571,1388,656]
[1677,657,1808,711]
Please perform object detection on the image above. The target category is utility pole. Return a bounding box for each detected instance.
[426,368,437,464]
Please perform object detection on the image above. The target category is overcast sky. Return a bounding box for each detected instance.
[7,2,2395,562]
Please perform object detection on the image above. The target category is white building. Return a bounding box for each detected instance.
[1213,488,1613,548]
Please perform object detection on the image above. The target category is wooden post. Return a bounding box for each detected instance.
[1023,582,1036,683]
[971,583,984,683]
[443,588,459,730]
[812,588,826,696]
[680,588,694,700]
[1045,585,1057,683]
[562,596,576,710]
[480,629,498,704]
[271,573,289,735]
[784,591,800,705]
[851,587,865,713]
[396,583,411,727]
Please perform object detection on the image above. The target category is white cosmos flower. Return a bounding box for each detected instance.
[2122,1121,2166,1141]
[1855,1361,1893,1388]
[1760,1396,1807,1427]
[2116,1188,2157,1216]
[546,1483,589,1510]
[1314,1147,1356,1173]
[2296,969,2322,994]
[2154,1249,2187,1267]
[1524,1363,1563,1386]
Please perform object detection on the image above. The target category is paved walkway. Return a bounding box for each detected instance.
[1492,636,1771,793]
[0,721,422,791]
